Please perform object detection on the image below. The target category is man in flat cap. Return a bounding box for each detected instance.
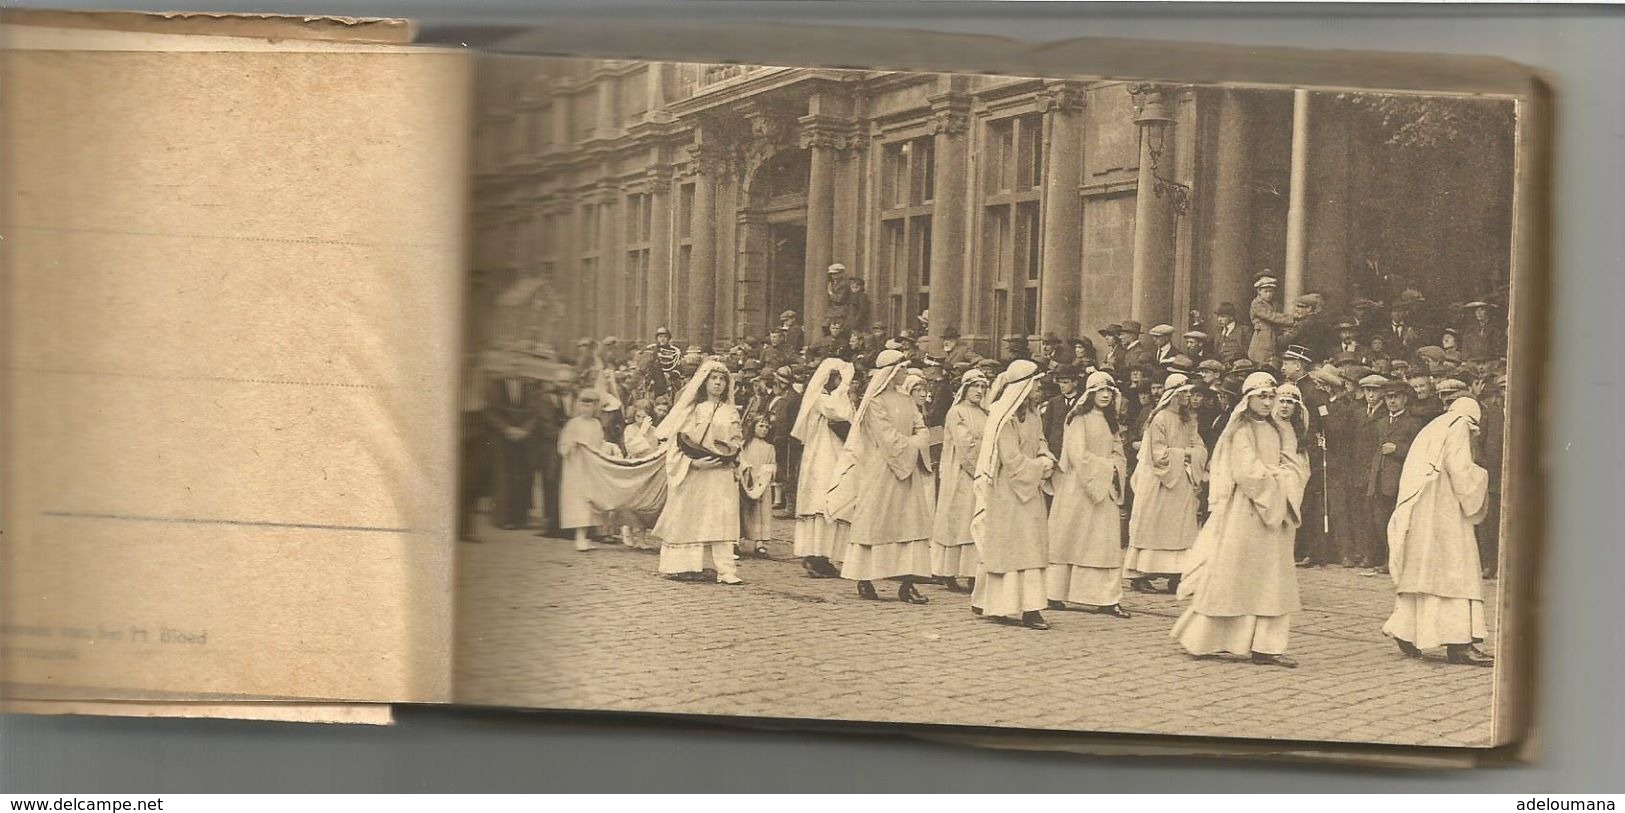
[778,309,805,352]
[1248,274,1293,367]
[1347,374,1390,567]
[1211,302,1250,364]
[1148,324,1178,369]
[1182,330,1210,364]
[845,276,873,331]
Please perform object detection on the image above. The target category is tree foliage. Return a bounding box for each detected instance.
[1334,92,1512,150]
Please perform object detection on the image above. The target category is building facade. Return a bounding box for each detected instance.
[472,58,1515,355]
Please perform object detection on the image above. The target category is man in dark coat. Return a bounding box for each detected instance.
[1281,345,1332,567]
[532,375,570,538]
[483,363,540,531]
[1119,320,1154,376]
[1211,302,1250,364]
[1283,293,1336,365]
[1364,381,1425,573]
[779,310,806,352]
[1100,324,1126,376]
[1041,364,1083,457]
[767,366,803,513]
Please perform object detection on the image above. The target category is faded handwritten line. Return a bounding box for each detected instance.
[4,367,394,390]
[5,223,446,250]
[43,511,430,536]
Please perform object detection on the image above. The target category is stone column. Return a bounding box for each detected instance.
[644,64,668,122]
[1037,83,1086,338]
[1307,93,1351,313]
[799,114,845,332]
[1129,84,1178,327]
[687,142,729,348]
[595,72,617,138]
[598,183,624,337]
[646,165,673,336]
[926,91,972,342]
[1207,89,1254,314]
[1284,88,1311,305]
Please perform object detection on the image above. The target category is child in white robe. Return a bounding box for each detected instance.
[558,389,609,552]
[737,417,777,558]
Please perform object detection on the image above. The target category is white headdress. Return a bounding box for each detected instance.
[968,359,1045,550]
[790,357,853,444]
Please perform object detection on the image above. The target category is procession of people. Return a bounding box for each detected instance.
[467,264,1506,669]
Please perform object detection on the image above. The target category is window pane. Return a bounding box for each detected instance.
[1021,202,1041,281]
[916,217,933,289]
[917,137,935,203]
[1024,287,1039,336]
[678,185,694,239]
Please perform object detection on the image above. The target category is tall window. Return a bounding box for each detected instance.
[980,113,1043,341]
[626,192,653,337]
[878,134,935,334]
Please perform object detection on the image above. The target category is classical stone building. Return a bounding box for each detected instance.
[472,58,1515,356]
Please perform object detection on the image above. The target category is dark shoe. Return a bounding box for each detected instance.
[1446,644,1495,667]
[1129,577,1157,594]
[803,558,833,578]
[898,583,930,605]
[943,578,969,594]
[1395,638,1425,659]
[1047,600,1068,611]
[856,581,880,601]
[1165,575,1182,595]
[1021,611,1051,630]
[970,606,984,616]
[1250,652,1299,668]
[1098,604,1132,619]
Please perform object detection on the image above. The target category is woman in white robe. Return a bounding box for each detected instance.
[1172,373,1309,668]
[651,360,746,584]
[790,357,854,578]
[1382,396,1493,666]
[1124,373,1209,593]
[831,349,937,604]
[928,370,990,592]
[969,360,1058,629]
[1046,371,1131,617]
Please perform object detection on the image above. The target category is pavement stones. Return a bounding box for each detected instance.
[455,515,1496,747]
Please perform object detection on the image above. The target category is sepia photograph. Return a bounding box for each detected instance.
[453,55,1520,748]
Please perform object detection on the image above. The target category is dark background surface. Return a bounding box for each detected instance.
[5,1,1622,793]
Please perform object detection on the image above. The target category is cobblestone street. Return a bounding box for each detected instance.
[455,514,1497,748]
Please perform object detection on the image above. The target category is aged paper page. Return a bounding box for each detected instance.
[1,21,470,703]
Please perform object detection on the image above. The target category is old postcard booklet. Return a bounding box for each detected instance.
[1,11,1545,762]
